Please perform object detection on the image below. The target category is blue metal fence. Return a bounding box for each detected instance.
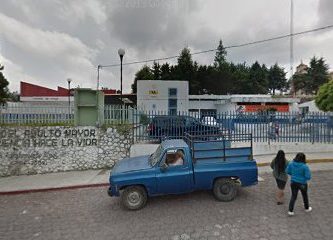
[133,111,333,143]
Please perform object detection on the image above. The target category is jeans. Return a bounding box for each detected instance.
[288,182,309,212]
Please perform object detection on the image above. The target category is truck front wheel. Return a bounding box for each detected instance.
[213,178,238,202]
[121,186,147,210]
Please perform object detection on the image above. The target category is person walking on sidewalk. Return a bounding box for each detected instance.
[270,150,288,205]
[287,153,312,216]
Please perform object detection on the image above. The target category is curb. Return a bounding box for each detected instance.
[0,183,109,196]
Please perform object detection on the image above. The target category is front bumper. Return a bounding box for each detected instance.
[107,185,120,197]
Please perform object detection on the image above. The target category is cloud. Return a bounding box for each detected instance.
[0,12,101,91]
[0,13,95,58]
[0,0,332,94]
[318,0,333,26]
[0,54,35,91]
[57,0,107,26]
[106,0,198,54]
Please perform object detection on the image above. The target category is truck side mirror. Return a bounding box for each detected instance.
[160,163,168,172]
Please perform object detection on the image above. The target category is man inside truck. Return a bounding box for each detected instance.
[167,150,184,166]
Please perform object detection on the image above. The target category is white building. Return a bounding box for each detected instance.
[298,100,322,113]
[137,80,189,114]
[189,95,299,115]
[137,80,300,114]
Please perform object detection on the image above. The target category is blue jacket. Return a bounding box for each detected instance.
[287,160,311,184]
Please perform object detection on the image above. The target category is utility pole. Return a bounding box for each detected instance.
[118,48,125,104]
[97,65,101,90]
[290,0,295,96]
[67,78,72,116]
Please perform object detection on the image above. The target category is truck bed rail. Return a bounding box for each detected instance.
[183,133,253,162]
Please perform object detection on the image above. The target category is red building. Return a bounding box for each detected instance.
[20,82,117,102]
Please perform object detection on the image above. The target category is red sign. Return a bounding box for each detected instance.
[244,104,289,112]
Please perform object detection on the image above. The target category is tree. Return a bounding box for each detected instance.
[247,61,269,94]
[229,63,251,94]
[195,65,214,94]
[268,63,288,95]
[160,63,172,80]
[0,64,9,103]
[131,65,154,93]
[293,73,312,94]
[175,47,194,79]
[7,91,20,102]
[152,62,161,80]
[210,40,234,94]
[308,56,330,93]
[293,57,330,95]
[175,48,199,94]
[315,80,333,112]
[214,39,227,68]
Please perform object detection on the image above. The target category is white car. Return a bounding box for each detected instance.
[201,116,218,126]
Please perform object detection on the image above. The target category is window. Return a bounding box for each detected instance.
[168,99,177,115]
[164,149,185,166]
[168,88,177,115]
[169,88,177,97]
[168,99,177,108]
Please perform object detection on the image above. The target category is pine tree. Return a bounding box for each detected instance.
[248,61,269,94]
[214,39,227,68]
[160,63,172,80]
[152,62,161,80]
[268,63,288,95]
[131,65,154,93]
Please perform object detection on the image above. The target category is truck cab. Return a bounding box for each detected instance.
[108,134,258,210]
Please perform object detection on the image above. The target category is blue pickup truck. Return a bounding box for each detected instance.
[108,134,258,210]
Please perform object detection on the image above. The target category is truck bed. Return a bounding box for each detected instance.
[184,133,258,189]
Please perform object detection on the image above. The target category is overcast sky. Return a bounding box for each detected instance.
[1,0,333,93]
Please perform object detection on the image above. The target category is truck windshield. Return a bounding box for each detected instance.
[149,145,163,166]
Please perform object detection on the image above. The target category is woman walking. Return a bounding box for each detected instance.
[270,150,288,205]
[287,153,312,216]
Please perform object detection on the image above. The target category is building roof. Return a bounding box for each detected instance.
[20,81,117,97]
[21,81,70,97]
[189,94,300,103]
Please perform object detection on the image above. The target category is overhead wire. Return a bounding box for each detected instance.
[98,24,333,69]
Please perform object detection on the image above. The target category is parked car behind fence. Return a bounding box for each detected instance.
[147,115,221,142]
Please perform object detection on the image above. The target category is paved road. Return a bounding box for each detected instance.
[1,170,333,240]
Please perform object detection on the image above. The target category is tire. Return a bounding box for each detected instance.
[121,186,147,210]
[213,178,238,202]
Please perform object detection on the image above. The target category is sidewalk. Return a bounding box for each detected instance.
[255,151,333,166]
[0,169,110,194]
[1,154,333,194]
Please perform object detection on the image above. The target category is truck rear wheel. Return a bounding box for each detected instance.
[121,186,147,210]
[213,178,238,202]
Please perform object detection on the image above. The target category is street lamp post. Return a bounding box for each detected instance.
[97,65,101,90]
[118,48,125,103]
[67,78,72,117]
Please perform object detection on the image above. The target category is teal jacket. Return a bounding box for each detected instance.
[286,161,311,184]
